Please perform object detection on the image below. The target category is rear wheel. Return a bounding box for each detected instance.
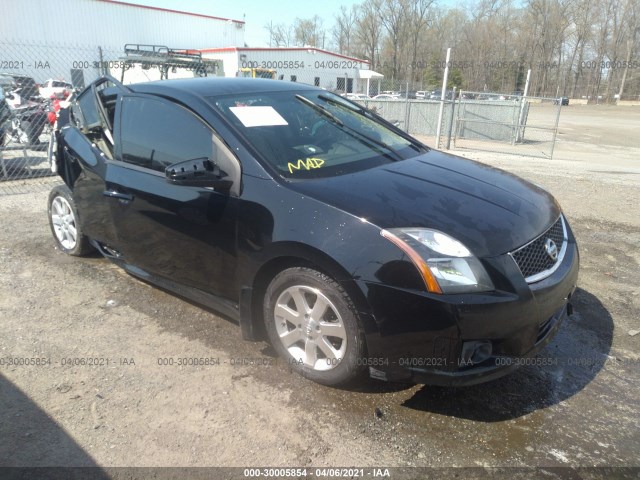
[264,267,367,386]
[48,184,94,256]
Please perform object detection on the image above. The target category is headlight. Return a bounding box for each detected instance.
[380,228,494,294]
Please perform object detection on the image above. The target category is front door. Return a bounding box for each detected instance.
[105,95,239,300]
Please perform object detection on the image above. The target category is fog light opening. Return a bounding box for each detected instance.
[460,340,492,366]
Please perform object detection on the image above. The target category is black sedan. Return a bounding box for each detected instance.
[48,76,579,387]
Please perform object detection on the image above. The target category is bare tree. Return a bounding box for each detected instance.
[264,22,294,47]
[263,0,640,99]
[378,0,411,80]
[354,0,383,66]
[565,0,595,97]
[524,0,572,95]
[406,0,435,82]
[617,0,640,99]
[589,0,616,101]
[332,6,358,55]
[294,15,325,48]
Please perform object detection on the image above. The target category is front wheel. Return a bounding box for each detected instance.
[264,267,367,386]
[48,184,94,256]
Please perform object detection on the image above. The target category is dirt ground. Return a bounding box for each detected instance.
[0,105,639,476]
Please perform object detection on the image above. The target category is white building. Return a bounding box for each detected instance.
[199,47,384,94]
[1,0,245,87]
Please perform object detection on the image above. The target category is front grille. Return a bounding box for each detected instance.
[511,216,566,283]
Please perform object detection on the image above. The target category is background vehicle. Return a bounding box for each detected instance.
[0,74,17,93]
[1,73,39,100]
[429,89,456,100]
[397,91,417,99]
[372,93,399,100]
[238,67,277,79]
[39,79,73,99]
[1,89,47,145]
[344,93,370,100]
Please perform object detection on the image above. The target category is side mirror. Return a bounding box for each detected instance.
[165,158,233,190]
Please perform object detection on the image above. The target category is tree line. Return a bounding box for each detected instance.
[265,0,640,101]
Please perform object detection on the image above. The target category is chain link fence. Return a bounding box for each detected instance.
[453,91,562,159]
[1,39,564,194]
[1,41,118,192]
[0,40,230,193]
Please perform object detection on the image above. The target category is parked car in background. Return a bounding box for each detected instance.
[372,93,399,100]
[554,96,569,106]
[1,89,48,145]
[39,79,73,99]
[397,91,417,100]
[0,74,17,92]
[477,93,509,101]
[0,73,39,100]
[428,89,456,100]
[344,93,370,101]
[48,75,579,388]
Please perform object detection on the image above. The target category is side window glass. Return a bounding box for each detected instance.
[120,97,213,172]
[76,89,101,129]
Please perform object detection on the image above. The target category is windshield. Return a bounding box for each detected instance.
[209,90,427,179]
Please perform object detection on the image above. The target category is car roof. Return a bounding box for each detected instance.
[11,74,34,81]
[129,77,317,99]
[0,74,16,85]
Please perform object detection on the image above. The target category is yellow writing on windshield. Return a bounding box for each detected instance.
[288,158,325,174]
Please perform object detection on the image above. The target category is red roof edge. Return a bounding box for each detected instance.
[198,47,370,65]
[96,0,245,24]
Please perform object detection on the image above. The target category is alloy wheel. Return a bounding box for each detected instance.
[51,196,77,250]
[273,285,347,371]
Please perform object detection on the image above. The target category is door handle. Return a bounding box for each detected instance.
[103,190,134,202]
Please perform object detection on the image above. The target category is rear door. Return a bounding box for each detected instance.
[105,94,240,299]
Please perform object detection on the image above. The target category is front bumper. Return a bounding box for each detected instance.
[359,241,580,386]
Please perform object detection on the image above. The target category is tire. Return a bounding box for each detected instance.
[264,267,367,386]
[48,184,94,256]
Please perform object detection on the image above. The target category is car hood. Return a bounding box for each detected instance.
[288,150,561,257]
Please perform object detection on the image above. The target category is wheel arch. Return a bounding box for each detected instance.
[239,242,375,342]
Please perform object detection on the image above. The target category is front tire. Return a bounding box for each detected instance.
[264,267,367,386]
[48,184,94,256]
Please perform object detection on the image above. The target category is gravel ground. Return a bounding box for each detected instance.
[0,105,638,476]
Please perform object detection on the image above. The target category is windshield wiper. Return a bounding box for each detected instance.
[296,95,402,153]
[295,94,343,126]
[295,94,406,162]
[296,94,401,159]
[317,94,428,153]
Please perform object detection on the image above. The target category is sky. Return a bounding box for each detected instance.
[123,0,362,47]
